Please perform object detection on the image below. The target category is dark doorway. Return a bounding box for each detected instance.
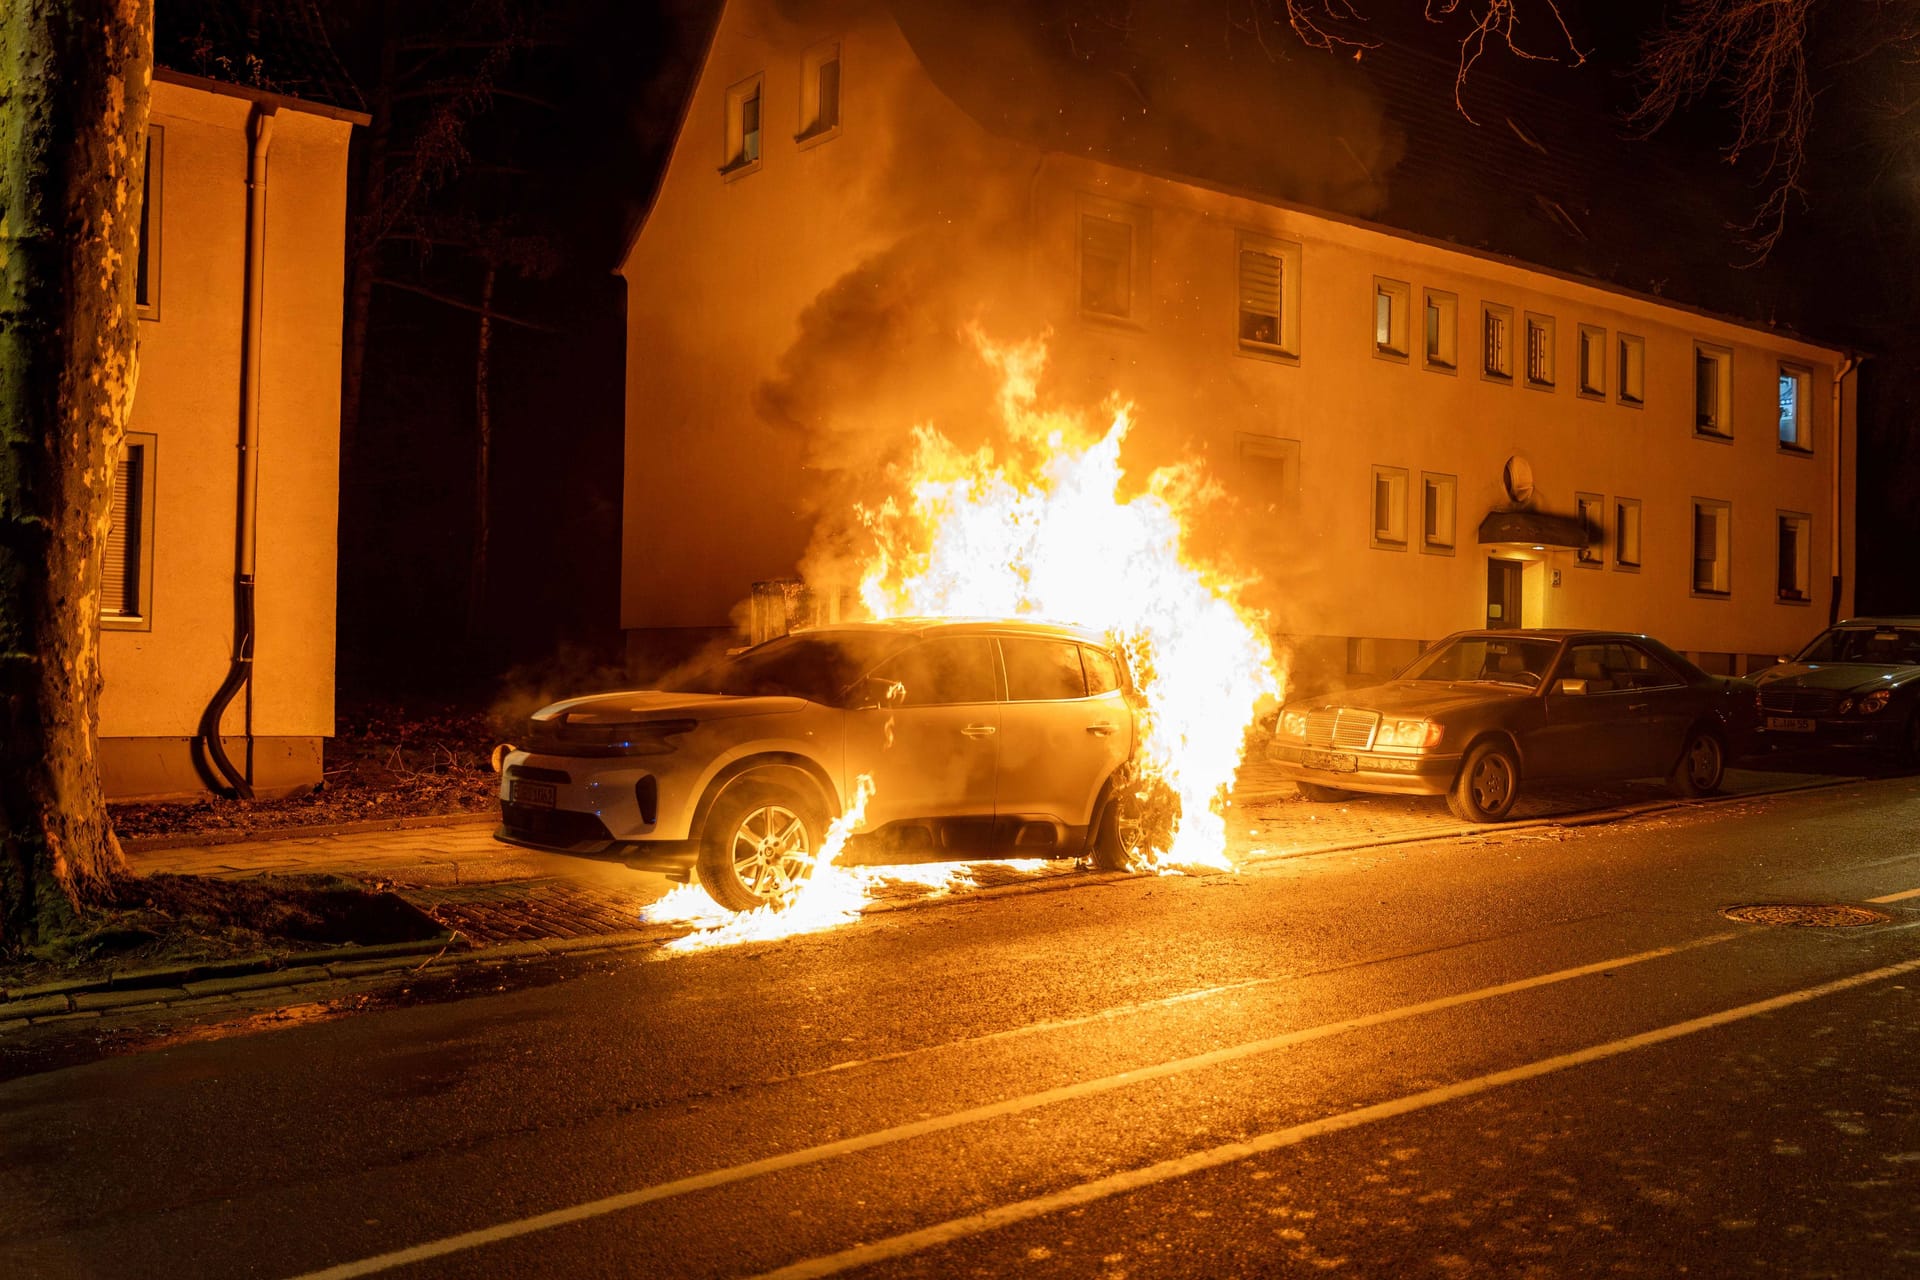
[1487,558,1522,629]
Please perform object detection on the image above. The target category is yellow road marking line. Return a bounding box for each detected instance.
[754,954,1920,1280]
[286,932,1737,1280]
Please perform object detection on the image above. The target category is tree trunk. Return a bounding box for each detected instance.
[0,0,152,945]
[467,263,496,641]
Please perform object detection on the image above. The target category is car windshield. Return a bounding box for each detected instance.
[668,633,907,701]
[1401,636,1560,688]
[1795,626,1920,666]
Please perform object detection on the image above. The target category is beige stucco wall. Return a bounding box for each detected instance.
[622,0,1855,672]
[101,81,350,797]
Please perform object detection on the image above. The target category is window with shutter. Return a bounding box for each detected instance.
[101,438,152,623]
[136,126,162,319]
[1080,213,1133,319]
[1482,303,1513,380]
[1237,248,1282,348]
[1692,499,1730,595]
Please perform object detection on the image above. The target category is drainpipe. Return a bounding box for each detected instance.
[193,103,276,799]
[1828,353,1859,627]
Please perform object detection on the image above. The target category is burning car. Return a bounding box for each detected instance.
[496,619,1141,909]
[1268,629,1757,822]
[1752,617,1920,762]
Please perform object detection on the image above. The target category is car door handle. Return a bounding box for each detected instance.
[960,724,997,738]
[1086,723,1117,736]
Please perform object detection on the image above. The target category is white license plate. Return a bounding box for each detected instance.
[1765,716,1816,732]
[511,779,557,808]
[1303,750,1359,773]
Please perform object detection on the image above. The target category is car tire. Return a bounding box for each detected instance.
[1447,740,1519,823]
[697,779,828,912]
[1295,782,1351,803]
[1088,775,1177,871]
[1668,725,1726,797]
[1089,795,1134,872]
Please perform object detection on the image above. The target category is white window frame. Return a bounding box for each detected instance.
[1574,491,1605,568]
[1776,510,1813,604]
[1694,341,1734,440]
[1616,332,1645,407]
[1371,464,1409,550]
[1692,498,1732,597]
[1233,230,1301,362]
[1423,288,1458,373]
[1373,277,1411,362]
[1577,324,1606,399]
[721,73,764,177]
[1613,497,1642,573]
[1778,362,1813,454]
[796,40,841,147]
[1420,471,1457,556]
[1524,312,1556,390]
[101,432,157,631]
[137,124,163,321]
[1482,302,1514,383]
[1078,196,1149,326]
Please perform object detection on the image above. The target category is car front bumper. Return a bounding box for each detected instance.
[495,748,704,874]
[1753,716,1903,750]
[1266,743,1463,796]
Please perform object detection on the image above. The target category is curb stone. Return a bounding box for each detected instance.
[121,810,497,854]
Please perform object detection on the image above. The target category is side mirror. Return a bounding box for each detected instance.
[1553,678,1588,697]
[850,676,905,711]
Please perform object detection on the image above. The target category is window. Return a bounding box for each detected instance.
[1235,231,1301,359]
[1556,642,1684,693]
[102,433,156,627]
[797,42,841,143]
[1614,498,1642,571]
[1079,199,1146,323]
[1616,333,1645,406]
[1236,433,1301,514]
[1080,645,1122,695]
[1779,364,1812,451]
[1575,492,1604,567]
[721,74,763,175]
[1524,313,1555,388]
[136,126,162,319]
[1482,302,1514,381]
[1423,289,1458,371]
[1001,637,1088,701]
[1692,499,1732,596]
[1373,277,1410,360]
[1777,512,1812,602]
[1695,342,1733,438]
[1577,324,1605,397]
[1421,472,1456,554]
[1371,465,1409,550]
[868,637,997,705]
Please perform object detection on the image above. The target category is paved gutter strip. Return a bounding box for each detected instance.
[0,774,1887,1031]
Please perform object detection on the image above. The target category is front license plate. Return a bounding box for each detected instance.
[1303,750,1359,774]
[1765,716,1816,733]
[511,779,557,808]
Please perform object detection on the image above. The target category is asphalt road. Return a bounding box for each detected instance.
[4,777,1920,1279]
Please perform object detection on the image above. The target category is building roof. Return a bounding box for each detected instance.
[156,0,366,117]
[891,2,1823,342]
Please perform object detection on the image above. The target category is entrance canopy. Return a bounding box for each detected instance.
[1477,509,1589,551]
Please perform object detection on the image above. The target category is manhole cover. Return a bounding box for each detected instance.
[1722,903,1891,928]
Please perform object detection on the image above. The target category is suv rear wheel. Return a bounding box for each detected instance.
[698,780,827,912]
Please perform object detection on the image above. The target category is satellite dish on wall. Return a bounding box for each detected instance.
[1502,455,1535,506]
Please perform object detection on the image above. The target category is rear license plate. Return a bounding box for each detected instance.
[1303,750,1359,774]
[1765,716,1816,733]
[511,779,557,808]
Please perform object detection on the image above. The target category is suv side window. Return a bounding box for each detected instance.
[1001,637,1088,702]
[868,637,998,705]
[1081,645,1122,695]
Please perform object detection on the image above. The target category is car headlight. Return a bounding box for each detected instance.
[1857,690,1891,716]
[1375,718,1444,750]
[1278,709,1309,738]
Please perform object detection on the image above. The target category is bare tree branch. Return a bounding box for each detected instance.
[373,276,557,331]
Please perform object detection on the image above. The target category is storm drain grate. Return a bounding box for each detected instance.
[1722,903,1891,928]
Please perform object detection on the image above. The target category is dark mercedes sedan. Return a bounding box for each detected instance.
[1268,629,1759,822]
[1752,617,1920,763]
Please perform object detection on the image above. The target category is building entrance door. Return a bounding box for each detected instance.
[1486,558,1522,629]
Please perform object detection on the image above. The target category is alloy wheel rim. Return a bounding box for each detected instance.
[1690,736,1721,787]
[730,804,813,898]
[1473,756,1511,809]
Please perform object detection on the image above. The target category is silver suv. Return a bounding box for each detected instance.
[496,619,1140,909]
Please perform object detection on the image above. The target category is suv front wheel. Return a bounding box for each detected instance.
[698,780,827,911]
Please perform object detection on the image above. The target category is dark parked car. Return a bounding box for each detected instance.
[1269,629,1758,822]
[1752,617,1920,763]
